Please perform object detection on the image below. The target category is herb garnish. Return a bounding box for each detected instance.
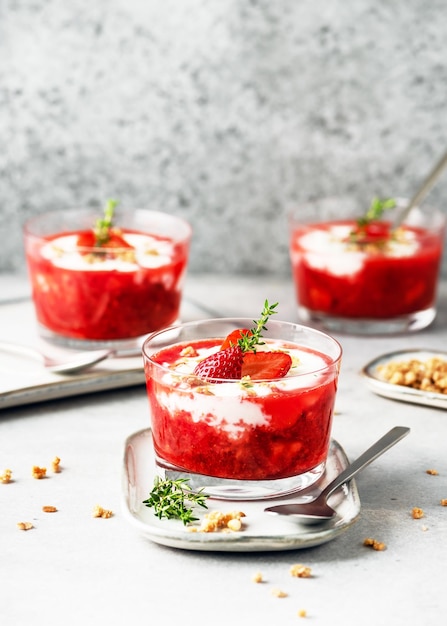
[143,476,209,525]
[347,197,397,247]
[93,199,118,246]
[237,300,278,353]
[357,197,396,227]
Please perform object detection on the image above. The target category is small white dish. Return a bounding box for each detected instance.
[122,429,361,552]
[362,349,447,410]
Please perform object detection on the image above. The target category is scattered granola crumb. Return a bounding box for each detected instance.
[42,505,58,513]
[51,457,61,473]
[297,609,307,618]
[363,537,386,551]
[440,499,447,507]
[32,466,47,479]
[252,572,263,583]
[0,469,12,484]
[412,507,424,519]
[426,469,439,475]
[271,588,288,598]
[290,564,312,578]
[194,510,246,533]
[92,505,113,519]
[17,522,33,531]
[421,525,429,531]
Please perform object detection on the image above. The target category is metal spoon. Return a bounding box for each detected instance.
[393,148,447,228]
[0,341,114,374]
[264,426,410,524]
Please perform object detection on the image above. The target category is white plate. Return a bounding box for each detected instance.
[0,296,208,410]
[362,349,447,410]
[122,429,361,552]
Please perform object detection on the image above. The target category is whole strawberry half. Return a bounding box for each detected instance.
[193,346,244,382]
[242,351,292,380]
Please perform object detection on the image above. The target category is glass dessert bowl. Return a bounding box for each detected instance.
[24,202,192,350]
[289,197,446,335]
[142,306,342,500]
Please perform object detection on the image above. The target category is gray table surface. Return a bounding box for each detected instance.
[1,273,446,626]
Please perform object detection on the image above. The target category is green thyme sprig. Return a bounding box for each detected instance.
[357,197,396,227]
[93,198,118,245]
[238,299,278,353]
[142,476,209,525]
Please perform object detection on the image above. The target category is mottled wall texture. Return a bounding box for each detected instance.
[1,0,447,276]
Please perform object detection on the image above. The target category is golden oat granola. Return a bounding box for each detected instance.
[51,456,61,473]
[412,507,424,519]
[42,505,58,513]
[297,609,308,618]
[32,466,47,479]
[271,588,288,598]
[377,356,447,394]
[252,572,263,583]
[189,510,246,533]
[92,505,113,519]
[290,564,312,578]
[440,499,447,507]
[0,469,12,484]
[363,537,386,551]
[426,469,439,475]
[17,522,33,531]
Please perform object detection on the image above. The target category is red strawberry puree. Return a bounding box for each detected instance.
[145,338,340,481]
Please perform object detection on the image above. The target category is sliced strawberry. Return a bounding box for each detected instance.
[76,229,133,250]
[193,346,243,382]
[76,231,96,248]
[241,351,292,380]
[352,221,391,244]
[101,231,133,249]
[220,328,251,350]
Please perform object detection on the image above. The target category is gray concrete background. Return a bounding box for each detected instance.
[1,0,447,276]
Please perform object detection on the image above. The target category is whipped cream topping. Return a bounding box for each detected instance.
[295,224,420,277]
[41,233,175,271]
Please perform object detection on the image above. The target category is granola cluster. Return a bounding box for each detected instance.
[93,505,113,519]
[377,356,447,394]
[0,468,12,484]
[188,510,246,533]
[363,537,386,551]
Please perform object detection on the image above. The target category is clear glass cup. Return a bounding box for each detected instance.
[142,318,342,500]
[24,208,192,350]
[289,198,446,335]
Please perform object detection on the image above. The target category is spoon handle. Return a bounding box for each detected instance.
[321,426,410,499]
[0,341,44,362]
[394,149,447,227]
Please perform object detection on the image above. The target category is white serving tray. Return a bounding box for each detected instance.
[122,428,361,552]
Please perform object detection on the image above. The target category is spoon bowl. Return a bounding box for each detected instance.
[264,426,410,524]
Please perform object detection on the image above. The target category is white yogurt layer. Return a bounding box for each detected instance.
[155,340,334,437]
[295,225,420,277]
[41,233,175,271]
